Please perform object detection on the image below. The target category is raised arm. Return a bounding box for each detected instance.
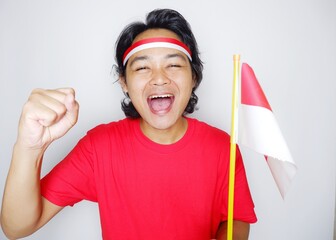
[0,88,79,239]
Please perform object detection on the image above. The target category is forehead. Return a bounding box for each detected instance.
[133,29,181,42]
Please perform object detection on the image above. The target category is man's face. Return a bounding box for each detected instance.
[121,29,195,134]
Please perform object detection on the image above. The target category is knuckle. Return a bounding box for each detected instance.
[29,88,46,101]
[67,88,75,94]
[55,104,67,115]
[30,88,44,96]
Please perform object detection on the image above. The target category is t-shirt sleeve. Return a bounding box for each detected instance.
[221,146,257,223]
[40,134,97,207]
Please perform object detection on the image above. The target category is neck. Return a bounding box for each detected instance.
[140,117,188,145]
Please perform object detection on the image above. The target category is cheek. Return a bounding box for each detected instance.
[177,74,194,92]
[127,81,146,100]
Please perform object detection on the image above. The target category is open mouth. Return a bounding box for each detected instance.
[147,94,174,114]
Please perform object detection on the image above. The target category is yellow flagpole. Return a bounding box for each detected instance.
[227,54,240,240]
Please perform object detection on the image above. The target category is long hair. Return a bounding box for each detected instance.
[115,9,203,118]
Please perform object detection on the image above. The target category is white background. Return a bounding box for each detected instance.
[0,0,335,239]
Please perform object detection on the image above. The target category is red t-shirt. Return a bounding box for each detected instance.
[41,117,256,239]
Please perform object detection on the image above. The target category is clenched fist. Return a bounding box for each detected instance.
[17,88,79,151]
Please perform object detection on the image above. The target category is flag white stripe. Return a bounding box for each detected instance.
[239,104,297,198]
[267,157,297,198]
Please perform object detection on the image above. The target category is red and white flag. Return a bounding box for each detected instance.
[239,63,297,198]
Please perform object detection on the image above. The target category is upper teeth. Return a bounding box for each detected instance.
[149,94,173,99]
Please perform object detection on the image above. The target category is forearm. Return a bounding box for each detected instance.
[1,88,77,238]
[1,143,45,238]
[216,221,250,240]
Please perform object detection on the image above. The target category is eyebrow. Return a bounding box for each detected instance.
[165,53,188,62]
[129,56,149,68]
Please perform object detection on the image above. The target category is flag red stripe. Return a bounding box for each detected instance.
[241,63,272,111]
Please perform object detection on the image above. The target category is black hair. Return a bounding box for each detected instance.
[115,8,203,118]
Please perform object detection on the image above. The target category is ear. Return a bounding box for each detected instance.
[192,75,197,88]
[119,76,128,94]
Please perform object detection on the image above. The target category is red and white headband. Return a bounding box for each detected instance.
[122,37,192,66]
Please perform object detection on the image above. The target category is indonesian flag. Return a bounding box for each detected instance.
[239,63,297,198]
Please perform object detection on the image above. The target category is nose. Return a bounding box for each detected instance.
[150,68,170,86]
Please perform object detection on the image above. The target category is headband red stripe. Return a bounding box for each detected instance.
[122,37,192,65]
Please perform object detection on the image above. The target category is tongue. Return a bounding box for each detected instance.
[150,98,172,112]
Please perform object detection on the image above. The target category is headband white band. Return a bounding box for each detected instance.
[122,38,192,66]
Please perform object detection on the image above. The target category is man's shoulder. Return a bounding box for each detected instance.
[85,118,136,138]
[88,118,131,131]
[188,117,229,137]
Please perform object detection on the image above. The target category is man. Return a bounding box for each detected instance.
[1,8,256,239]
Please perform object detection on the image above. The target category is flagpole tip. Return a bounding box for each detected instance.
[233,54,240,61]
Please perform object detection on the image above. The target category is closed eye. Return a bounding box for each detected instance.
[169,64,181,68]
[136,66,149,71]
